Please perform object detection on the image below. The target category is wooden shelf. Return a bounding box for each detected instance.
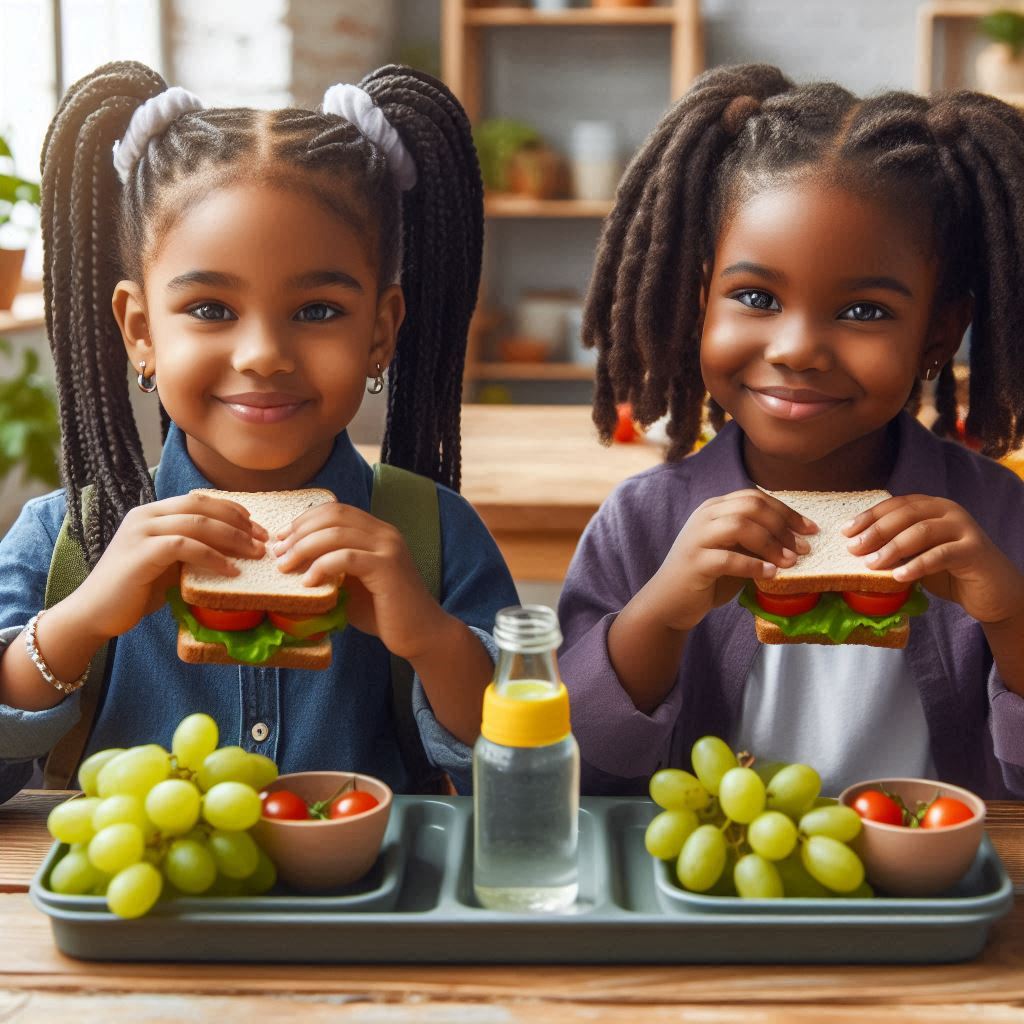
[474,361,596,381]
[466,7,678,27]
[484,195,613,218]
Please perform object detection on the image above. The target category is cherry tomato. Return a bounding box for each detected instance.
[328,791,380,819]
[261,790,310,820]
[754,589,821,616]
[920,796,975,829]
[841,590,910,616]
[852,789,904,826]
[189,605,266,631]
[613,403,639,443]
[267,611,326,642]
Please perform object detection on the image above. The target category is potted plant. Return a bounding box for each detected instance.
[0,134,41,310]
[473,118,541,193]
[976,9,1024,100]
[0,336,60,493]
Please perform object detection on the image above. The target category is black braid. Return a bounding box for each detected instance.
[41,61,482,567]
[588,63,1024,461]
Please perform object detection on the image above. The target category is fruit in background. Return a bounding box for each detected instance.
[261,790,310,821]
[851,789,903,826]
[920,796,975,829]
[45,713,279,917]
[328,790,380,819]
[613,402,641,443]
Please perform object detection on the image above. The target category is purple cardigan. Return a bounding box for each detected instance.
[558,412,1024,798]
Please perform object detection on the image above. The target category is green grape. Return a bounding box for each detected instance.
[846,880,875,899]
[750,759,786,786]
[747,810,798,861]
[197,746,256,791]
[717,767,766,824]
[244,850,278,895]
[106,862,163,919]
[798,804,862,844]
[171,713,220,771]
[92,794,148,834]
[765,763,821,818]
[96,745,171,800]
[648,769,710,812]
[811,796,839,808]
[208,829,260,879]
[164,838,217,894]
[704,846,738,897]
[690,736,737,796]
[801,835,865,894]
[49,849,100,895]
[676,823,727,892]
[145,779,201,836]
[88,822,145,876]
[207,873,247,897]
[734,853,784,899]
[247,753,279,792]
[47,797,101,845]
[644,808,699,860]
[77,748,125,797]
[201,781,262,831]
[775,853,831,898]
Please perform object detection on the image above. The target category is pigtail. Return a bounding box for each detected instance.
[926,93,1024,457]
[585,64,794,459]
[41,61,165,567]
[359,66,484,492]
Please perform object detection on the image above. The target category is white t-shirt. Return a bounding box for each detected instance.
[730,643,936,797]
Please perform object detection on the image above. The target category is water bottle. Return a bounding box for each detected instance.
[473,605,580,912]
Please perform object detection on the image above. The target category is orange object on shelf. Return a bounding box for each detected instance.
[498,336,551,363]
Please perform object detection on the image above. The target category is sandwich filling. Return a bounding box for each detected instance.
[168,588,348,664]
[738,583,928,645]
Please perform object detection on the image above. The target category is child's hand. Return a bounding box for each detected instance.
[646,488,818,632]
[842,495,1024,625]
[272,503,444,661]
[74,494,268,639]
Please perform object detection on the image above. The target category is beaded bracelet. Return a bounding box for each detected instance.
[24,611,89,695]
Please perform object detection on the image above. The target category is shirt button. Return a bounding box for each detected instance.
[251,722,270,742]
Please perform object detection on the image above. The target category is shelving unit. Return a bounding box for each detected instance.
[916,0,1024,97]
[442,0,703,398]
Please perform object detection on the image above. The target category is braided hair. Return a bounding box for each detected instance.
[586,63,1024,462]
[41,61,482,569]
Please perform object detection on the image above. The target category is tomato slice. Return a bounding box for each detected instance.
[754,589,821,616]
[267,610,326,641]
[841,589,911,616]
[189,605,266,631]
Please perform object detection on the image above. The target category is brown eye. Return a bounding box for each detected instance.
[295,303,342,323]
[188,303,234,321]
[842,303,889,322]
[735,289,779,311]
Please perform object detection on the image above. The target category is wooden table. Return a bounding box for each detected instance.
[1,790,1022,1021]
[358,404,663,582]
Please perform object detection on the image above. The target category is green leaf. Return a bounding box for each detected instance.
[0,136,11,159]
[980,10,1024,54]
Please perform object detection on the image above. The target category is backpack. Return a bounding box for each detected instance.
[41,464,447,794]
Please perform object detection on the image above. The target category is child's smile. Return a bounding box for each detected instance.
[700,176,959,491]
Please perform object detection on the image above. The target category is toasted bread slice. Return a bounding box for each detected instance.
[177,625,332,670]
[756,489,907,596]
[181,488,340,615]
[755,616,909,649]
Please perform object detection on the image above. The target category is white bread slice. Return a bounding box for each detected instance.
[181,488,341,615]
[177,625,332,670]
[755,616,909,650]
[756,489,907,596]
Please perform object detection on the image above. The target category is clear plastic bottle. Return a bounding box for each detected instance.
[473,605,580,912]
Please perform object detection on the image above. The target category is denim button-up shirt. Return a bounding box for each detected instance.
[0,423,518,802]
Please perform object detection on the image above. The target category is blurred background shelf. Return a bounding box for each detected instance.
[474,361,596,380]
[464,6,680,27]
[484,195,613,218]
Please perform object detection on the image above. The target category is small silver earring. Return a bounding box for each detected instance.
[367,362,385,395]
[925,360,940,381]
[137,361,157,394]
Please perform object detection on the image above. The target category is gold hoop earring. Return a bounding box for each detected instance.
[137,360,157,394]
[367,362,385,395]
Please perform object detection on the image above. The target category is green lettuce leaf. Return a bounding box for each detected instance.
[737,584,928,645]
[168,588,348,664]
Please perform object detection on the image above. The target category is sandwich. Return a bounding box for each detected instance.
[168,488,348,670]
[737,490,928,649]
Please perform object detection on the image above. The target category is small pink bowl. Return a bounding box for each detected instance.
[838,777,985,897]
[252,771,392,893]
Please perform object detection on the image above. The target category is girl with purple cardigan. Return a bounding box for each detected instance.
[558,65,1024,799]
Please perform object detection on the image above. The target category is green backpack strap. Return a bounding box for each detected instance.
[42,484,109,790]
[370,463,447,795]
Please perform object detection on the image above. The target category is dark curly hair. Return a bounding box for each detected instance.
[585,63,1024,462]
[40,61,483,568]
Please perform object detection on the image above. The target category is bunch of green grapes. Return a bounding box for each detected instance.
[644,735,871,900]
[46,713,279,918]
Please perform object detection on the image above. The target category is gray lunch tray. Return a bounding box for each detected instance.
[29,796,1014,964]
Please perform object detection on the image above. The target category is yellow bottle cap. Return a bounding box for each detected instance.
[480,682,571,748]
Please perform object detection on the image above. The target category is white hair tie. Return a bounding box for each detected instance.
[321,84,417,192]
[112,86,205,184]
